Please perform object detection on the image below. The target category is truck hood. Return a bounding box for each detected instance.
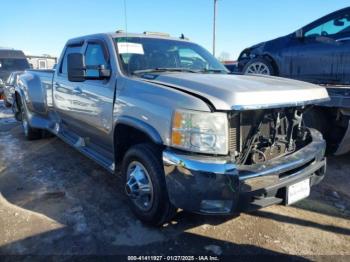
[143,73,330,110]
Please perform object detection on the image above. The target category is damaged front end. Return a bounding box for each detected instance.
[229,107,312,166]
[163,106,326,215]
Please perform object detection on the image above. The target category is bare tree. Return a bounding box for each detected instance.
[218,51,231,62]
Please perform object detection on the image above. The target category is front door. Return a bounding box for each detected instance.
[287,8,350,85]
[71,40,115,152]
[334,32,350,85]
[287,36,339,84]
[54,44,85,130]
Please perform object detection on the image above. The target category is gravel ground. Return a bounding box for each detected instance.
[0,100,349,260]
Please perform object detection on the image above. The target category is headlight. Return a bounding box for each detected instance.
[171,109,228,155]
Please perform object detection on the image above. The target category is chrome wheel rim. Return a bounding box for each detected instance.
[125,161,154,212]
[245,62,271,75]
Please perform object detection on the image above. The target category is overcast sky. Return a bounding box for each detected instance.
[1,0,349,59]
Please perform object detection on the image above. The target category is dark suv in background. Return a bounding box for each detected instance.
[236,7,350,85]
[0,49,29,96]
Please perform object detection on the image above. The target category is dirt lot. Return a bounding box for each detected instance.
[0,100,349,259]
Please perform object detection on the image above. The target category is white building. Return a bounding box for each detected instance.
[26,55,57,69]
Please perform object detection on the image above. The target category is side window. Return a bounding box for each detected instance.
[305,13,350,37]
[60,46,82,75]
[85,43,109,78]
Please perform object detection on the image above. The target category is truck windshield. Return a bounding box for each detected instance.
[0,58,29,71]
[114,37,228,75]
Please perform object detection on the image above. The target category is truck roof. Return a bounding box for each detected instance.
[66,32,191,46]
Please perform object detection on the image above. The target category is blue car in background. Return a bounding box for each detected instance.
[236,7,350,85]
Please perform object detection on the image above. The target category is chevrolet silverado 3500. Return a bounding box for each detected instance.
[14,32,329,225]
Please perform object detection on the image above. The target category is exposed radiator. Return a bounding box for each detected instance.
[229,114,240,154]
[229,110,274,155]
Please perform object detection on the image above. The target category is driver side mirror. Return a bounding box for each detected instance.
[67,53,86,82]
[67,53,111,82]
[295,29,304,39]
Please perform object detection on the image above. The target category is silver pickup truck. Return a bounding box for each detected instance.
[14,32,329,225]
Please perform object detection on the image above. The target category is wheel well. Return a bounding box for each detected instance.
[114,124,163,164]
[263,55,279,76]
[14,92,22,105]
[14,92,23,121]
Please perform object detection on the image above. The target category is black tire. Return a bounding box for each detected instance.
[303,107,339,154]
[303,108,329,138]
[20,101,42,140]
[122,143,177,226]
[243,57,275,76]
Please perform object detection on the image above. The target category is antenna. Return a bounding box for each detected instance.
[213,0,218,56]
[180,34,189,40]
[123,0,128,35]
[123,0,131,74]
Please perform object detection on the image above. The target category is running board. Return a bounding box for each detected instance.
[26,113,115,174]
[58,129,115,174]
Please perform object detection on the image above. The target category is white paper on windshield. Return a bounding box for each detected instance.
[117,42,144,54]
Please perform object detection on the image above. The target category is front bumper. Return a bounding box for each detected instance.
[163,129,326,214]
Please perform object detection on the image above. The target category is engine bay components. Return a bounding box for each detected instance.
[229,107,312,165]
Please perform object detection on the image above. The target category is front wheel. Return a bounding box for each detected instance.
[243,58,274,76]
[122,143,177,226]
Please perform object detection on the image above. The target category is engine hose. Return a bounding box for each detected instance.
[252,149,267,163]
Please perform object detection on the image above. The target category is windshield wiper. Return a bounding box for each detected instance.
[132,68,198,75]
[198,68,227,74]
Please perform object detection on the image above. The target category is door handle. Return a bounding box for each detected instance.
[72,87,82,95]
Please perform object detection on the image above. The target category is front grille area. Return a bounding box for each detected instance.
[228,110,272,155]
[228,108,299,164]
